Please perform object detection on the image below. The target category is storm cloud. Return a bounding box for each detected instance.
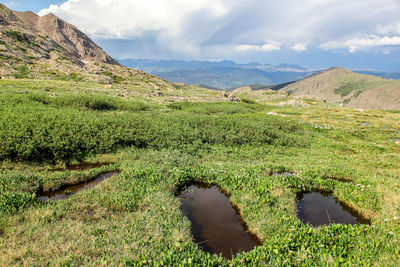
[39,0,400,66]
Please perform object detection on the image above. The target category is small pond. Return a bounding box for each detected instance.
[296,191,370,227]
[38,172,120,202]
[178,184,261,259]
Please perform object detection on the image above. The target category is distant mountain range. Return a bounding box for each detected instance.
[120,58,400,90]
[354,70,400,80]
[119,59,317,89]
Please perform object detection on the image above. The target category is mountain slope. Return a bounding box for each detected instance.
[0,5,176,96]
[0,4,67,64]
[12,10,119,65]
[0,5,144,81]
[348,81,400,110]
[0,4,231,103]
[280,67,400,110]
[0,3,118,67]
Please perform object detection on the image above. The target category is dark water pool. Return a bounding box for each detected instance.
[179,184,261,259]
[38,172,120,202]
[297,191,370,227]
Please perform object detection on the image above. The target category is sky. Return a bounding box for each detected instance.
[2,0,400,71]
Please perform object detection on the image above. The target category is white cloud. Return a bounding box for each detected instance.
[321,35,400,52]
[235,41,281,52]
[3,1,17,8]
[291,43,307,52]
[38,0,400,58]
[376,23,400,35]
[39,0,231,39]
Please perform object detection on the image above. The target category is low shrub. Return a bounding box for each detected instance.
[13,65,30,79]
[0,95,310,161]
[0,191,38,213]
[240,97,257,104]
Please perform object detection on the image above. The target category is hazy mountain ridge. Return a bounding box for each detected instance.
[120,58,317,89]
[120,59,400,90]
[354,70,400,80]
[155,67,274,90]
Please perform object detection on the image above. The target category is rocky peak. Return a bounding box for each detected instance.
[0,3,18,24]
[0,3,118,68]
[322,67,353,76]
[11,8,119,66]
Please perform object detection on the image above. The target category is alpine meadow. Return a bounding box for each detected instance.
[0,2,400,266]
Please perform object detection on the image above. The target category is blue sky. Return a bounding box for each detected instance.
[3,0,400,72]
[2,0,64,13]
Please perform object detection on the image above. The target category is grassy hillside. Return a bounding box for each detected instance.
[280,67,400,110]
[0,78,399,265]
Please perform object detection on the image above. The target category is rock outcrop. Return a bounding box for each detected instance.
[0,3,118,68]
[13,10,119,65]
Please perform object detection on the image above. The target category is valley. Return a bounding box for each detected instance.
[121,58,400,91]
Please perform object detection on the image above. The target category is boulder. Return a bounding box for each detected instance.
[228,94,240,102]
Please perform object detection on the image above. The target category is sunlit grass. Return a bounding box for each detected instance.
[0,78,399,265]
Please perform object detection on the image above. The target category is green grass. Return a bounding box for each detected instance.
[239,97,257,104]
[4,30,41,49]
[0,78,399,266]
[334,74,390,97]
[12,65,30,79]
[101,71,125,83]
[0,93,307,161]
[5,30,30,43]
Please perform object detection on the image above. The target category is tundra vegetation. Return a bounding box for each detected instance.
[0,78,399,266]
